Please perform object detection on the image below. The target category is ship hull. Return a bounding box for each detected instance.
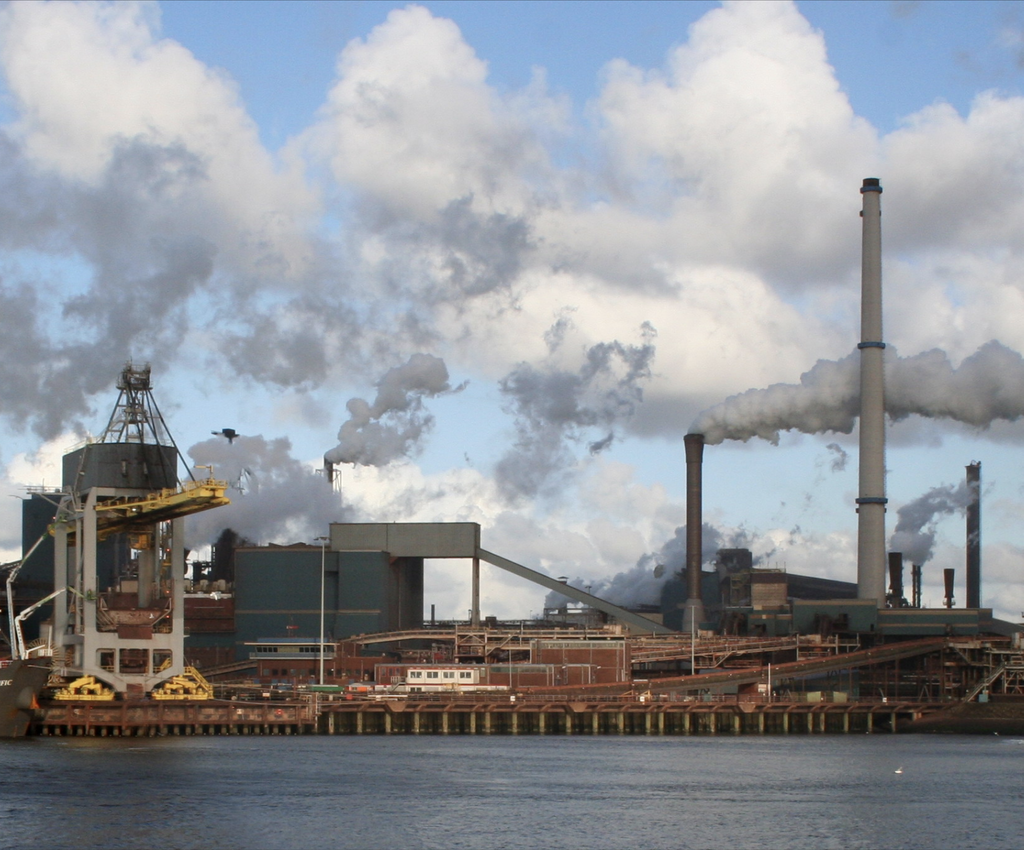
[0,660,50,738]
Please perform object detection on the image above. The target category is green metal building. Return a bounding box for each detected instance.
[229,544,423,661]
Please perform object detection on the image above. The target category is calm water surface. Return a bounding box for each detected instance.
[1,734,1021,849]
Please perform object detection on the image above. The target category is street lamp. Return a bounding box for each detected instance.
[316,535,329,686]
[690,611,696,677]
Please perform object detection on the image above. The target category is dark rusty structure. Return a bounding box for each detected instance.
[30,632,1024,737]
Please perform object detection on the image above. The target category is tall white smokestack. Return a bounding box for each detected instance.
[857,178,887,605]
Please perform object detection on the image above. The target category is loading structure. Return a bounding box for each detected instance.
[49,364,229,698]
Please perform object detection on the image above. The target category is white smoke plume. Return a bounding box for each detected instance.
[495,321,656,501]
[544,522,738,610]
[889,481,972,567]
[325,354,463,467]
[187,435,343,547]
[690,341,1024,444]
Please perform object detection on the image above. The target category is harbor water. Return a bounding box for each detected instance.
[2,734,1022,849]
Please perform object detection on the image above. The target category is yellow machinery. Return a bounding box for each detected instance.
[52,675,116,701]
[56,476,230,544]
[150,667,214,700]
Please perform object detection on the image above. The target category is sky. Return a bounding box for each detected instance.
[3,0,1024,625]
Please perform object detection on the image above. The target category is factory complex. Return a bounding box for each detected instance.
[3,179,1024,738]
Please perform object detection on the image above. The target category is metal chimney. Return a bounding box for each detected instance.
[887,551,904,608]
[857,178,887,606]
[683,433,707,631]
[966,462,981,608]
[943,568,955,609]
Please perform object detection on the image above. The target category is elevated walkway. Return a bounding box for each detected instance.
[477,549,672,635]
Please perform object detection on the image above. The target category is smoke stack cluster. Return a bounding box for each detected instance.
[683,433,706,630]
[966,462,981,608]
[857,178,887,606]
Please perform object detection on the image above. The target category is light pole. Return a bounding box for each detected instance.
[316,535,329,686]
[690,611,696,677]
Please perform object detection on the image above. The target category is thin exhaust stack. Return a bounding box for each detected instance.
[966,461,981,608]
[683,433,706,631]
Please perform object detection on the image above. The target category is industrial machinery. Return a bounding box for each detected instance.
[49,363,229,698]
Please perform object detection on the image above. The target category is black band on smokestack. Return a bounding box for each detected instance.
[966,462,981,608]
[683,433,706,629]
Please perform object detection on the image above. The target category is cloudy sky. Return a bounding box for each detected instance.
[3,0,1024,624]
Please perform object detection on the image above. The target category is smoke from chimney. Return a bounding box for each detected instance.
[689,341,1024,446]
[324,353,461,468]
[888,481,971,569]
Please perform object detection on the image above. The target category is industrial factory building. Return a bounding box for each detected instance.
[5,178,1022,738]
[182,520,675,666]
[233,543,423,653]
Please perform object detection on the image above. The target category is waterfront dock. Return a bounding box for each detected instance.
[33,694,953,737]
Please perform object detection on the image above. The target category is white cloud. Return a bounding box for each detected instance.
[595,0,877,278]
[0,0,318,279]
[0,434,76,560]
[311,4,549,219]
[3,1,1024,626]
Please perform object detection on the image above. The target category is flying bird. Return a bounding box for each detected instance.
[212,428,238,444]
